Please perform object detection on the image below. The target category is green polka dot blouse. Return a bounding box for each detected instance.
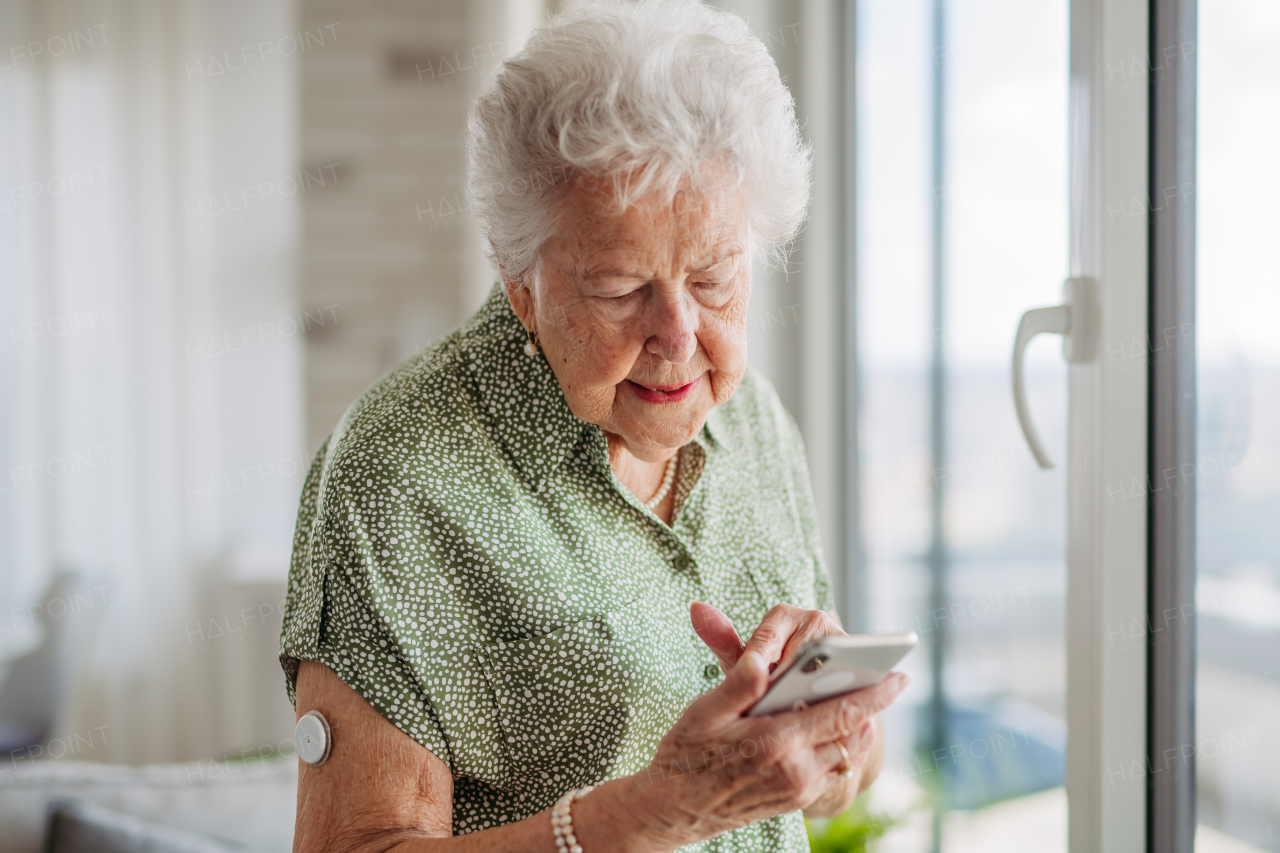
[280,283,834,852]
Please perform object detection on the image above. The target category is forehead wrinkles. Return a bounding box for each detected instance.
[580,198,741,275]
[671,184,748,259]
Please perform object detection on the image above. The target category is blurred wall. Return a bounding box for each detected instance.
[298,0,473,454]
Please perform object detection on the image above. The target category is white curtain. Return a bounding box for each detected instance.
[0,0,302,763]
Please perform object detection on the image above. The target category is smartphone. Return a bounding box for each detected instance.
[745,631,919,717]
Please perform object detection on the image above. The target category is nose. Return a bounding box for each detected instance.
[644,291,697,363]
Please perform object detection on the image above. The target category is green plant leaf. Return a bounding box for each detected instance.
[805,793,898,853]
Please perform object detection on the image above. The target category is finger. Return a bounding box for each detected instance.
[740,605,803,672]
[772,610,844,677]
[784,672,910,746]
[699,648,770,718]
[814,729,874,778]
[691,602,745,673]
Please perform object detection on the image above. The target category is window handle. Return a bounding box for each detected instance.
[1012,276,1097,469]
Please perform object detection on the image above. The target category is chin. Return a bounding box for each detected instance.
[624,410,707,454]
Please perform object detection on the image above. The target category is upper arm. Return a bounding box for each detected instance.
[293,661,453,853]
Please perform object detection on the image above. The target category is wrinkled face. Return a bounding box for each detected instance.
[506,171,751,462]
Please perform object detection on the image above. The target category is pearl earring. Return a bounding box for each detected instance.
[523,328,539,357]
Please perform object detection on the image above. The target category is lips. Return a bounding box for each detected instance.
[626,376,701,404]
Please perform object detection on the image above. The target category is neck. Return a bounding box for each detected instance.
[606,435,676,496]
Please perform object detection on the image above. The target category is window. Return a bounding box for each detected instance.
[1195,1,1280,848]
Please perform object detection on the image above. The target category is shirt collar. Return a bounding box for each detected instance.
[460,283,587,487]
[698,403,733,454]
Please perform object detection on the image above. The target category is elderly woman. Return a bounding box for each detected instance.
[280,1,907,851]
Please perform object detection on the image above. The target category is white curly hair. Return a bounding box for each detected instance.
[466,0,812,287]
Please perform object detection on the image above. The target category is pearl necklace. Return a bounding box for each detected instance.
[644,453,678,510]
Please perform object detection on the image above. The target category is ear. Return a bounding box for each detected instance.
[506,282,536,334]
[492,240,536,333]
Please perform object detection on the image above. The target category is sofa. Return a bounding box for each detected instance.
[0,756,297,853]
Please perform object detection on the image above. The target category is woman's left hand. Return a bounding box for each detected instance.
[690,602,886,817]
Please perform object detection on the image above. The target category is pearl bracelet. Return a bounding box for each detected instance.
[551,785,594,853]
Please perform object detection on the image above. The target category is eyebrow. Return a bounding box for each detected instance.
[584,266,650,282]
[688,243,745,271]
[584,247,743,282]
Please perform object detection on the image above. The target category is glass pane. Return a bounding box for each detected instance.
[1196,1,1280,850]
[856,1,1069,850]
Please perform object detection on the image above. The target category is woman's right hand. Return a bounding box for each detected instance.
[619,649,909,849]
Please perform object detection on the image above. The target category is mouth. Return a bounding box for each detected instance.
[625,376,702,404]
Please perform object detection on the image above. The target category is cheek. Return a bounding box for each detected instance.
[708,291,749,359]
[559,310,640,386]
[701,293,749,403]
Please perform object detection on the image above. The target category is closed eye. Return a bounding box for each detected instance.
[694,255,740,283]
[603,287,643,301]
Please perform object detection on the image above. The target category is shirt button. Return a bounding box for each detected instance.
[703,663,721,680]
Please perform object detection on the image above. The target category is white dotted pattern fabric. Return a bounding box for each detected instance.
[280,284,833,851]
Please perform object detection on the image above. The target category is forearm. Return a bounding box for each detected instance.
[378,776,676,853]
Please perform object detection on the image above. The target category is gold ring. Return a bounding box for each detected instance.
[834,740,853,778]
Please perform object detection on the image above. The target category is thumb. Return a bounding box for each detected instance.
[691,602,746,674]
[704,648,770,718]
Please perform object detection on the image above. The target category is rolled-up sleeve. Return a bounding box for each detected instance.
[280,433,511,781]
